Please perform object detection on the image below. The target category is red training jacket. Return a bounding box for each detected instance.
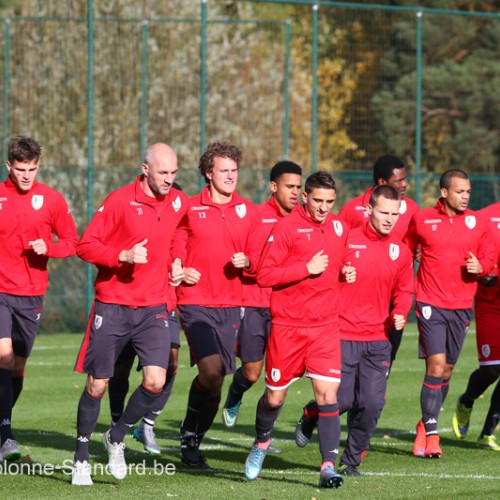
[172,187,257,307]
[0,177,78,296]
[257,205,349,327]
[242,196,298,307]
[77,177,188,307]
[475,202,500,312]
[339,186,419,239]
[339,222,414,341]
[405,199,495,310]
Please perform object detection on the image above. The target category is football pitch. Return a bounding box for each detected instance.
[3,325,499,499]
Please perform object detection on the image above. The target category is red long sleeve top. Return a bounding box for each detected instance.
[172,187,257,307]
[242,196,297,307]
[256,205,349,327]
[77,177,188,307]
[339,223,414,341]
[475,202,500,312]
[0,177,78,296]
[339,186,419,239]
[405,199,495,310]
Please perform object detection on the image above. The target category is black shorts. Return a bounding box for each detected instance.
[114,310,181,371]
[179,305,240,376]
[416,302,472,365]
[0,293,43,358]
[238,306,270,363]
[75,301,171,378]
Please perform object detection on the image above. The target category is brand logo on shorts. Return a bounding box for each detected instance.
[236,204,247,218]
[271,368,281,382]
[333,220,343,237]
[173,196,182,212]
[36,313,41,321]
[465,216,476,229]
[32,194,44,210]
[482,344,491,358]
[164,320,169,328]
[94,315,103,329]
[422,306,432,320]
[399,199,407,214]
[389,243,400,261]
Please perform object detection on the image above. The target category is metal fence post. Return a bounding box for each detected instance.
[415,9,423,206]
[86,0,95,317]
[311,3,318,172]
[140,19,149,162]
[199,0,207,189]
[1,17,10,179]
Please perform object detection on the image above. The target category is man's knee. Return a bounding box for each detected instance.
[242,362,263,384]
[85,376,109,398]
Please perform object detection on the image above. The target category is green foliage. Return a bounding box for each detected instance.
[372,0,500,175]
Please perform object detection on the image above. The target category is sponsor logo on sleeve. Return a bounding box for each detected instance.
[32,194,44,210]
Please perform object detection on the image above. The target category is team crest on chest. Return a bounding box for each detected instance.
[235,203,247,219]
[465,215,476,229]
[333,220,343,237]
[32,194,44,210]
[389,243,400,261]
[399,199,407,214]
[172,196,181,212]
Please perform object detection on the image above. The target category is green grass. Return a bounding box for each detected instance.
[4,325,500,499]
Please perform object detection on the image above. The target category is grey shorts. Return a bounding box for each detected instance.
[114,310,181,371]
[0,293,43,358]
[75,300,171,378]
[416,302,472,365]
[179,305,240,376]
[238,307,270,363]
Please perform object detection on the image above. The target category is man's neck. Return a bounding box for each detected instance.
[208,186,233,204]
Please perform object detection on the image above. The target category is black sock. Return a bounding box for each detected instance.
[108,375,129,425]
[255,395,282,443]
[441,378,450,405]
[75,389,102,462]
[144,369,176,424]
[0,369,14,444]
[317,403,340,464]
[197,394,221,440]
[461,369,495,407]
[12,373,24,407]
[110,384,162,443]
[225,368,254,407]
[421,375,442,435]
[480,379,500,437]
[182,376,209,434]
